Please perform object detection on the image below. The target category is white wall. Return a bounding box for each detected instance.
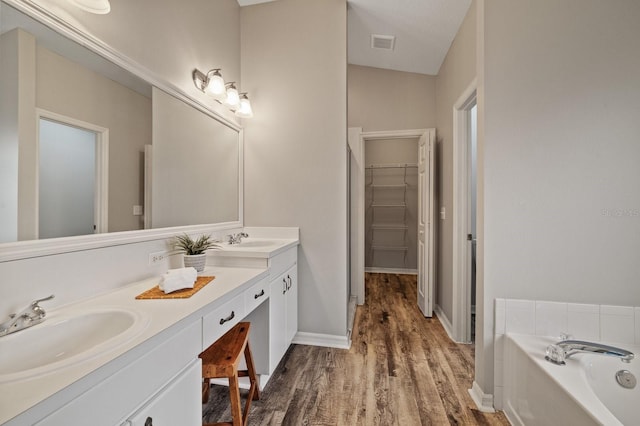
[240,0,348,339]
[476,0,640,397]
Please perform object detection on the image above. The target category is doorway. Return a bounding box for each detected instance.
[365,138,418,274]
[37,110,109,239]
[348,128,435,316]
[452,80,477,343]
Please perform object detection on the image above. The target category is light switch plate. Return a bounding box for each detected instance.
[440,207,446,220]
[133,205,143,216]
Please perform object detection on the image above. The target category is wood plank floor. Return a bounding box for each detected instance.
[203,273,510,425]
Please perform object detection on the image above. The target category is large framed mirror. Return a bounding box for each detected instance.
[0,0,243,261]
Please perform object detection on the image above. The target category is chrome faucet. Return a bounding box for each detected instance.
[546,339,635,365]
[0,295,55,337]
[227,232,248,245]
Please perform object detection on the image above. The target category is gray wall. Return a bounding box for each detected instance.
[434,0,477,327]
[151,88,238,228]
[241,0,349,339]
[37,45,151,234]
[476,0,640,395]
[0,0,242,317]
[348,64,436,132]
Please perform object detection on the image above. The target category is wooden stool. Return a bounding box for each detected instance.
[200,322,260,426]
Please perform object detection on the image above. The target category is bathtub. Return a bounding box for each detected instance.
[502,333,639,425]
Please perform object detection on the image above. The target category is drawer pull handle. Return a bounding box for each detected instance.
[219,311,235,325]
[145,417,153,426]
[283,278,287,294]
[254,289,265,299]
[287,275,292,290]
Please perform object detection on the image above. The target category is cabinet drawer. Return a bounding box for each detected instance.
[202,293,245,351]
[269,247,297,278]
[244,277,269,313]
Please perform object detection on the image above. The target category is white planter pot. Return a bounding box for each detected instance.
[183,253,207,272]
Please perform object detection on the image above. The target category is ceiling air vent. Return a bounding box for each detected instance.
[370,34,395,51]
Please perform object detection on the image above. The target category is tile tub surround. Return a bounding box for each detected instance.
[493,298,640,410]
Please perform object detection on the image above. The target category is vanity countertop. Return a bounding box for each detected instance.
[213,237,299,258]
[0,265,269,425]
[0,233,300,425]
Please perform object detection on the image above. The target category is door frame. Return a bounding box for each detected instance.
[36,109,109,237]
[452,79,477,343]
[348,128,432,306]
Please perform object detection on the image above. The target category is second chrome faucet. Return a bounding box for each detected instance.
[227,232,248,245]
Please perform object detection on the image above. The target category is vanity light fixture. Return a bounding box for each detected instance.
[192,69,252,117]
[235,93,253,118]
[224,82,240,109]
[68,0,111,14]
[204,69,226,98]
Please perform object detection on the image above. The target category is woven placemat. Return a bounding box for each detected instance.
[135,276,215,299]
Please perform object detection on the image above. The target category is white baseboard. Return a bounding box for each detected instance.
[434,304,456,342]
[292,331,351,349]
[364,267,418,275]
[468,381,495,413]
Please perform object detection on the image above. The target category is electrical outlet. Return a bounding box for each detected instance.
[149,251,166,265]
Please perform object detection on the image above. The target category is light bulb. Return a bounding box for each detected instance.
[235,93,253,118]
[224,83,240,108]
[68,0,111,14]
[205,69,225,98]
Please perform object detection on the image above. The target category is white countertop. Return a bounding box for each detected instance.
[0,265,269,425]
[213,237,299,258]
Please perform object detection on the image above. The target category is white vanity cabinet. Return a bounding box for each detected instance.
[268,249,298,372]
[284,266,298,344]
[3,236,299,426]
[122,360,201,426]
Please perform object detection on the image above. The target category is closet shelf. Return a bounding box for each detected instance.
[366,163,418,169]
[368,184,407,189]
[371,224,409,230]
[370,203,406,208]
[371,245,408,251]
[366,162,413,268]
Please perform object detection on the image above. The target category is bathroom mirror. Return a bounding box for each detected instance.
[0,0,242,258]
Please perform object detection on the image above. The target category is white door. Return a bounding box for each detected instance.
[417,130,435,317]
[39,119,97,239]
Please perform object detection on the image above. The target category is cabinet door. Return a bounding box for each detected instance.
[126,360,201,426]
[269,274,288,372]
[284,266,298,345]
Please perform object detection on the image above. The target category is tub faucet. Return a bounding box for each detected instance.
[227,232,248,245]
[546,339,634,365]
[0,295,55,337]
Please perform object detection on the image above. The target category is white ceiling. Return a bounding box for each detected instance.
[237,0,471,76]
[348,0,472,75]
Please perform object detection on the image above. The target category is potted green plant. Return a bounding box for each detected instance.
[174,234,218,272]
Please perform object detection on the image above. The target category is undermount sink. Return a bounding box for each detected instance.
[0,307,149,383]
